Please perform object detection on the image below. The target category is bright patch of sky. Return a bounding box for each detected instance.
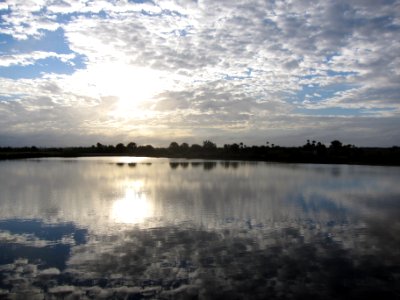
[0,0,399,147]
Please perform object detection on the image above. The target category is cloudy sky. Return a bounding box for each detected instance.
[0,0,399,147]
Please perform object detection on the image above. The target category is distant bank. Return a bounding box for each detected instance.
[1,140,399,166]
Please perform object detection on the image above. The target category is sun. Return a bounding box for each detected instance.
[78,62,168,114]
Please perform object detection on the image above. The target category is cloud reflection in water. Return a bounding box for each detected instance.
[0,158,399,299]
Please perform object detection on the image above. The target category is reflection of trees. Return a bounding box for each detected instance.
[220,161,240,169]
[169,162,179,169]
[180,162,189,168]
[169,161,218,171]
[203,162,217,171]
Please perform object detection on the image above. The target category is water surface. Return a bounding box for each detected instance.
[0,157,399,299]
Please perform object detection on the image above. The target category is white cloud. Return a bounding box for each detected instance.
[0,0,399,146]
[0,2,8,10]
[0,230,54,247]
[0,51,75,67]
[0,0,59,39]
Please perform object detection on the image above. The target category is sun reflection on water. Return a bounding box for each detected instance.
[111,181,153,224]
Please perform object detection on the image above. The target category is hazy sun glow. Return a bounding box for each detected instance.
[111,181,154,224]
[72,62,170,115]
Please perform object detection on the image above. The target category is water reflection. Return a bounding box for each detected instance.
[111,182,154,224]
[170,161,219,171]
[0,158,399,299]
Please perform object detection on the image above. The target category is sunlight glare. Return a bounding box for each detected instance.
[111,182,153,224]
[84,63,168,114]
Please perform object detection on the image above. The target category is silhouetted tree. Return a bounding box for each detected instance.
[330,140,343,150]
[127,142,137,152]
[138,145,154,153]
[144,145,154,151]
[230,143,240,152]
[3,138,399,166]
[96,143,105,151]
[180,142,189,152]
[190,144,202,152]
[169,142,179,151]
[203,140,217,150]
[116,143,126,152]
[316,142,326,152]
[303,140,312,150]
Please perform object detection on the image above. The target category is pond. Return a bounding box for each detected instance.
[0,157,399,299]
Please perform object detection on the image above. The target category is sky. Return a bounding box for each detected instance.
[0,0,399,147]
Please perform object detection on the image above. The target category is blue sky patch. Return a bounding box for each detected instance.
[0,28,86,78]
[295,106,396,117]
[0,94,23,102]
[1,28,70,54]
[0,54,86,79]
[326,70,357,77]
[295,107,362,116]
[291,83,356,104]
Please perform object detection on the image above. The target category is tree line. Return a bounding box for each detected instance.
[0,139,399,165]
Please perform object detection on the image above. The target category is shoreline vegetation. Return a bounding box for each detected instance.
[1,140,399,166]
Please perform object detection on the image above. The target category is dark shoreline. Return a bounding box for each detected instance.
[1,147,399,167]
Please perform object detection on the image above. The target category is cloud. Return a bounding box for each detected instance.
[0,230,55,247]
[0,0,399,146]
[0,0,60,39]
[0,51,75,67]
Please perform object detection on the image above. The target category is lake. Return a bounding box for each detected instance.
[0,157,399,299]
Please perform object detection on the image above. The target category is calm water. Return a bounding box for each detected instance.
[0,157,399,299]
